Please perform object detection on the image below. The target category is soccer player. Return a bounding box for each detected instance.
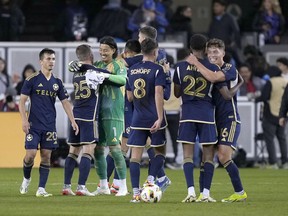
[186,38,248,202]
[88,36,128,196]
[173,34,219,203]
[62,44,104,196]
[19,48,78,197]
[126,38,167,203]
[105,39,141,193]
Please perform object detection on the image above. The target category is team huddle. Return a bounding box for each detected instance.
[18,26,247,203]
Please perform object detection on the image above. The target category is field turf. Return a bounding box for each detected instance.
[0,167,287,216]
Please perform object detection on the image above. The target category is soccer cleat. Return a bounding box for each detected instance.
[196,193,216,202]
[182,194,196,203]
[130,195,141,203]
[36,189,52,197]
[20,177,31,194]
[92,187,111,195]
[115,186,129,197]
[75,185,95,196]
[62,188,75,196]
[221,192,247,203]
[155,176,171,193]
[110,184,119,194]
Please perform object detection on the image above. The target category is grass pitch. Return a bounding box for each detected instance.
[0,167,287,216]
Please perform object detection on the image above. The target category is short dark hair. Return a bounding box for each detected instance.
[276,57,288,67]
[213,0,228,7]
[189,34,208,51]
[76,44,92,61]
[99,36,118,59]
[177,48,190,61]
[206,38,225,49]
[125,39,141,54]
[39,48,55,60]
[141,38,158,55]
[139,26,157,40]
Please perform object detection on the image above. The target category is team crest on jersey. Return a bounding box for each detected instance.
[53,84,59,91]
[26,134,33,141]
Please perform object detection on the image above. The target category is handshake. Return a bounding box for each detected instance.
[85,69,109,90]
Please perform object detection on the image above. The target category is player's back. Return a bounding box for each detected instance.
[72,70,98,121]
[128,61,166,129]
[173,58,219,123]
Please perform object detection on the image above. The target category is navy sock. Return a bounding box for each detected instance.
[130,161,140,188]
[149,155,165,179]
[225,160,243,192]
[64,154,78,185]
[203,162,214,190]
[183,161,194,188]
[199,162,204,193]
[106,154,115,181]
[38,164,50,188]
[113,169,119,180]
[147,147,155,175]
[23,160,33,179]
[78,154,92,185]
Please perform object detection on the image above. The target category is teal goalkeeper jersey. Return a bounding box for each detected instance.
[94,59,127,121]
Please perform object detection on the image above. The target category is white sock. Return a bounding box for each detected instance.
[100,179,108,188]
[188,186,196,196]
[203,188,210,197]
[113,179,120,187]
[118,179,127,191]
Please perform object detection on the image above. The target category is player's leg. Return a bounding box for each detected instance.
[105,120,128,196]
[127,129,146,202]
[196,123,217,202]
[20,129,39,195]
[76,143,96,196]
[36,148,53,197]
[62,145,80,195]
[93,145,110,195]
[20,149,37,194]
[178,122,196,202]
[129,146,144,202]
[218,121,247,202]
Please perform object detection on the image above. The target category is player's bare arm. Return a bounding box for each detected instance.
[150,86,164,133]
[186,53,224,83]
[219,73,244,100]
[61,99,79,135]
[19,94,30,134]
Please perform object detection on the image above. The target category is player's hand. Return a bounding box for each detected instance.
[279,117,286,127]
[22,120,30,134]
[71,121,79,135]
[186,53,198,65]
[150,119,162,133]
[68,60,81,72]
[162,61,170,73]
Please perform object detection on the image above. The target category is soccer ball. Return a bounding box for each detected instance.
[140,184,162,203]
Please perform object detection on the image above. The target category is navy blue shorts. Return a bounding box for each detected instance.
[25,128,58,150]
[177,122,218,145]
[217,120,240,150]
[68,120,98,146]
[127,128,166,147]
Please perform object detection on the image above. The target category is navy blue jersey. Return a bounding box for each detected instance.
[173,59,220,123]
[127,61,167,129]
[125,49,171,100]
[21,71,69,131]
[72,71,99,121]
[213,62,241,123]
